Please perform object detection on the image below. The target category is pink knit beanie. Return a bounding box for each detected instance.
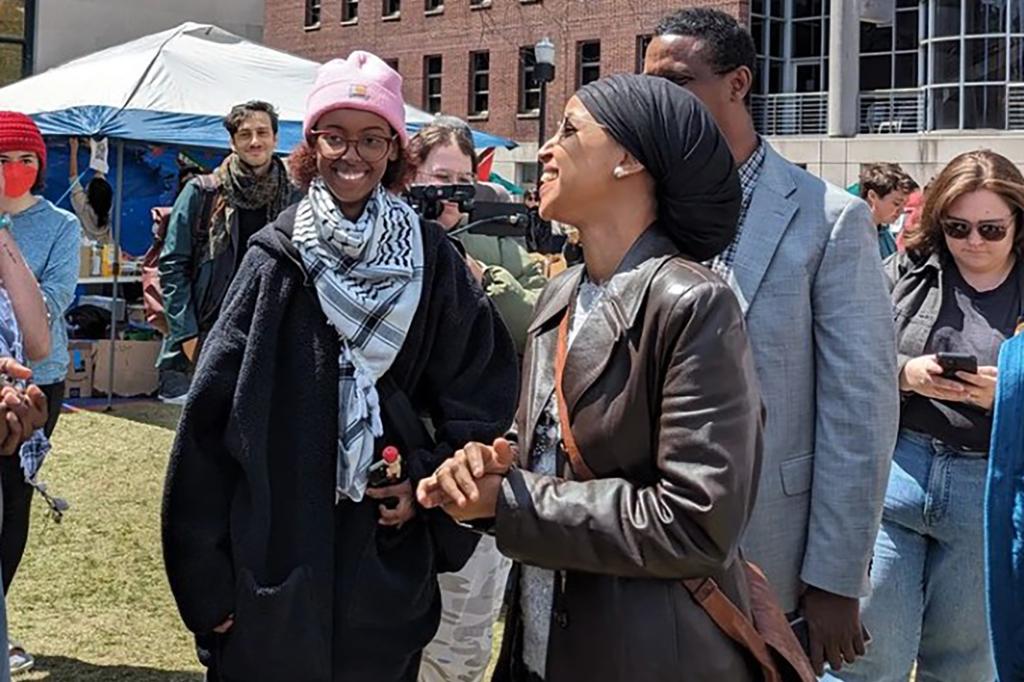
[304,51,408,146]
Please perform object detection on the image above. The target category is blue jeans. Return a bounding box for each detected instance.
[824,430,995,682]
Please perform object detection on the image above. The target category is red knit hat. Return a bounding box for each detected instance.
[0,112,46,172]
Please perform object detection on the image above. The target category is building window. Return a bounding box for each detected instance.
[383,0,400,17]
[921,0,1022,130]
[384,58,399,71]
[635,35,652,74]
[470,0,489,7]
[750,0,787,95]
[469,51,490,117]
[424,55,443,114]
[859,0,919,93]
[342,0,358,22]
[305,0,322,26]
[519,46,541,114]
[577,41,600,87]
[516,162,539,190]
[425,0,443,12]
[0,0,34,85]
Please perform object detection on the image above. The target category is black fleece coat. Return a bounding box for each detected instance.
[161,204,518,682]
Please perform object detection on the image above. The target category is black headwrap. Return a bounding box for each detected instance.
[576,74,741,261]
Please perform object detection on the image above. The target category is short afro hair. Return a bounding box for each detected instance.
[654,8,756,76]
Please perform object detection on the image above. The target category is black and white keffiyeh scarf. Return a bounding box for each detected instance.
[292,178,424,502]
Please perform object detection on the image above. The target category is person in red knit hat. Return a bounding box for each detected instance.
[0,111,81,675]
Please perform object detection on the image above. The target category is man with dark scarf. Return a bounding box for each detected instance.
[157,101,297,403]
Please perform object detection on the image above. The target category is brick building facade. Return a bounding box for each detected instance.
[265,0,744,182]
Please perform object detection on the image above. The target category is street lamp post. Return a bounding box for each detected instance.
[534,37,556,183]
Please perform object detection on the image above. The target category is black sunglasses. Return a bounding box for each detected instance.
[940,215,1014,242]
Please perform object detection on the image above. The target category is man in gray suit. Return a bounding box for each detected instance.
[645,9,899,676]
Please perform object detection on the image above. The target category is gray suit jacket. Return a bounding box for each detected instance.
[731,144,900,612]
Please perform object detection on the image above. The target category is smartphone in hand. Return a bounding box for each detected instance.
[936,352,978,380]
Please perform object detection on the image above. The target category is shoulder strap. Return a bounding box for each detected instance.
[554,310,597,481]
[554,301,803,682]
[683,576,781,681]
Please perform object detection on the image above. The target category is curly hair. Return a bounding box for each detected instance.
[225,101,280,136]
[859,162,918,200]
[906,149,1024,259]
[287,141,409,194]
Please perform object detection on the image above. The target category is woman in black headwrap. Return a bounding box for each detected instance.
[417,75,765,681]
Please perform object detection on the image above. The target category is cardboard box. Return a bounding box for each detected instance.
[92,339,161,397]
[65,341,95,399]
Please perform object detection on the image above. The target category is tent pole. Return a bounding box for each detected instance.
[105,140,125,412]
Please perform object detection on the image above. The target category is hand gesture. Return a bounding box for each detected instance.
[899,355,968,402]
[365,479,416,527]
[416,438,516,510]
[955,366,998,411]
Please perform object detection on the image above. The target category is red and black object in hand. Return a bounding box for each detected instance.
[367,446,405,509]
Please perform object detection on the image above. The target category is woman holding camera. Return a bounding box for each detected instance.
[162,52,517,682]
[406,117,547,354]
[826,150,1024,682]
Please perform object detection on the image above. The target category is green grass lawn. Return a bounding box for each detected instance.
[7,403,204,681]
[5,403,506,681]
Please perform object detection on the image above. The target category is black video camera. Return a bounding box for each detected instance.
[404,183,537,239]
[404,183,476,220]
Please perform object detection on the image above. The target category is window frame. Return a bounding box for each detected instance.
[468,50,491,118]
[423,54,443,114]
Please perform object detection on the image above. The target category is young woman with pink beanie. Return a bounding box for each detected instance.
[162,51,517,681]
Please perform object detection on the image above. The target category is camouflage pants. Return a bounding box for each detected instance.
[419,535,513,682]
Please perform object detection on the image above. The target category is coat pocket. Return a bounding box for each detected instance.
[346,518,438,631]
[780,454,814,496]
[219,566,330,682]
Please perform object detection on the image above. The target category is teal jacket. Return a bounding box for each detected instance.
[156,177,301,369]
[156,178,225,369]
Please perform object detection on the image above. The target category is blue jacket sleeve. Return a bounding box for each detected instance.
[38,214,81,325]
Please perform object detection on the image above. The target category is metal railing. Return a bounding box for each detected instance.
[859,89,926,134]
[750,93,828,136]
[1007,84,1024,130]
[754,85,1024,134]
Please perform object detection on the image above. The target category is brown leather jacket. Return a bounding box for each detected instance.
[492,225,764,681]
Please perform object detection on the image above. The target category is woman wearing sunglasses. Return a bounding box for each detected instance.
[162,52,517,681]
[826,149,1024,682]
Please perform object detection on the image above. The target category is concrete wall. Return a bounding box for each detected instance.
[34,0,265,72]
[770,133,1024,190]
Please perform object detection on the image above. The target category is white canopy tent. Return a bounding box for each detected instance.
[0,22,515,408]
[0,21,513,150]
